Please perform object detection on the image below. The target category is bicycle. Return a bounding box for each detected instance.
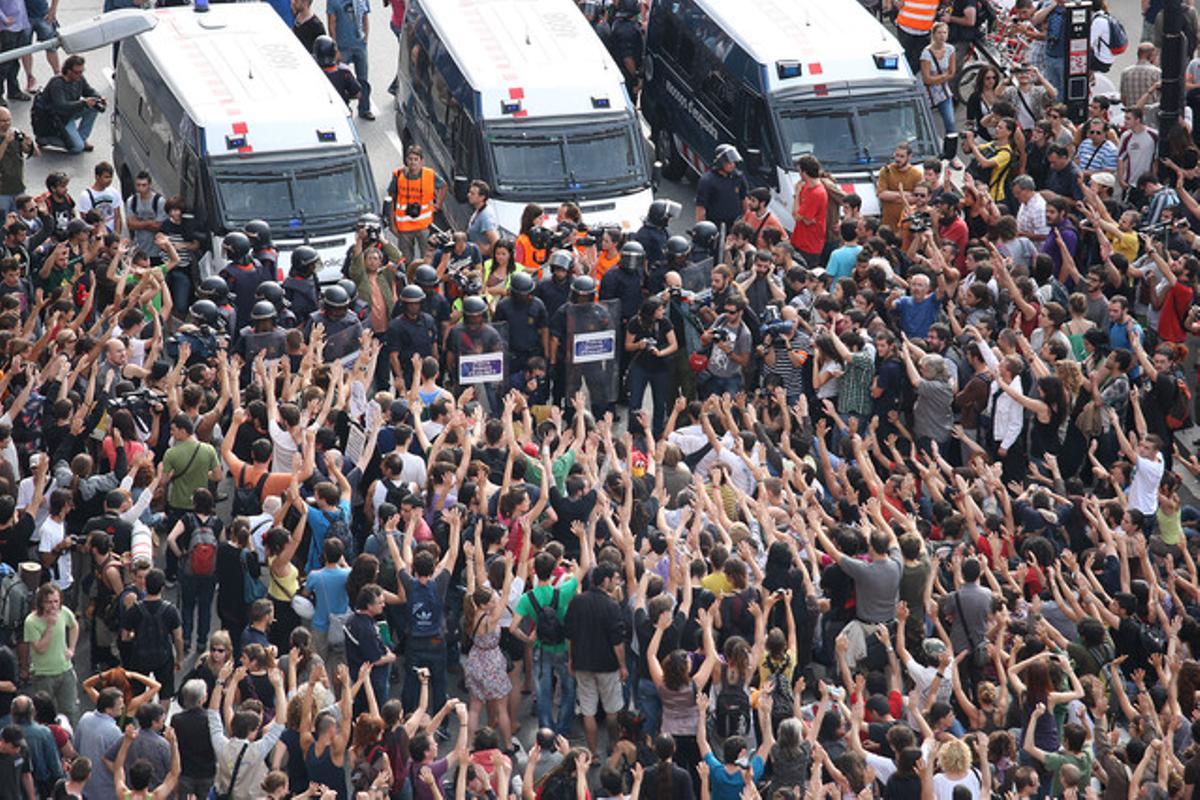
[951,0,1034,105]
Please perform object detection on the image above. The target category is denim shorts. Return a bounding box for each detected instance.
[29,17,56,42]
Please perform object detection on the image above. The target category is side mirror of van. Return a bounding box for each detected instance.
[744,148,763,172]
[453,175,470,204]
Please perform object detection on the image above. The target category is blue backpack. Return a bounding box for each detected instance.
[407,577,443,638]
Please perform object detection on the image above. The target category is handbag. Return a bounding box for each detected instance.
[689,352,710,373]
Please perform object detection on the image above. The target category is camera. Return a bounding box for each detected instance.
[711,327,731,343]
[94,98,107,113]
[636,337,658,351]
[429,229,453,249]
[668,286,682,300]
[108,387,168,430]
[405,202,422,219]
[904,211,932,234]
[12,130,23,144]
[689,288,713,308]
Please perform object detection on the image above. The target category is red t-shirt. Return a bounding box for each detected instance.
[1158,282,1194,343]
[790,181,828,254]
[938,217,969,271]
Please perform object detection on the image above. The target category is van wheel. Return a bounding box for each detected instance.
[654,126,686,182]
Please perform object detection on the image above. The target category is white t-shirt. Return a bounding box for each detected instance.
[78,185,123,232]
[247,512,274,562]
[1128,454,1165,515]
[268,419,299,473]
[38,517,72,589]
[933,771,982,800]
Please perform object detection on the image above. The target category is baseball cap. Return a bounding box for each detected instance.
[1090,172,1117,188]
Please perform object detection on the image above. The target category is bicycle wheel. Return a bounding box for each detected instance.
[953,61,986,106]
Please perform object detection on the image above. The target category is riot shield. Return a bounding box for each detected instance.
[321,317,363,366]
[679,256,714,294]
[565,299,620,410]
[239,328,287,363]
[451,322,507,414]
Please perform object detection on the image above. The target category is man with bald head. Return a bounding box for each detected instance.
[0,107,35,215]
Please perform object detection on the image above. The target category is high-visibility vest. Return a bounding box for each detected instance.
[515,232,546,275]
[895,0,937,33]
[392,167,436,232]
[592,249,621,284]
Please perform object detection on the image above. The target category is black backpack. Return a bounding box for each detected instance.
[324,508,356,560]
[713,666,752,740]
[381,478,409,509]
[232,465,270,517]
[134,601,173,669]
[527,587,566,646]
[764,655,795,730]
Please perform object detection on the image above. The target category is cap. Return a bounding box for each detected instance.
[1090,172,1117,188]
[18,562,40,577]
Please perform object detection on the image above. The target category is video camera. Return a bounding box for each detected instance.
[903,211,932,234]
[429,229,454,249]
[108,387,168,428]
[759,306,793,338]
[710,327,732,343]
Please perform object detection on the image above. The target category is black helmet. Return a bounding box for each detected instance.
[714,144,742,167]
[691,220,719,251]
[616,0,639,16]
[509,271,535,295]
[620,241,646,272]
[666,235,693,259]
[645,199,681,228]
[189,299,220,327]
[223,231,252,265]
[251,300,278,322]
[571,275,596,298]
[255,280,288,308]
[462,295,487,316]
[400,284,426,303]
[414,264,439,288]
[337,278,359,303]
[322,284,351,309]
[290,245,320,277]
[244,219,272,248]
[198,275,229,304]
[313,35,337,68]
[546,250,572,273]
[527,225,555,251]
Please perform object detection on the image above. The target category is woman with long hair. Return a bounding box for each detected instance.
[265,486,307,652]
[301,663,362,799]
[625,298,678,438]
[462,551,516,744]
[765,717,814,797]
[646,607,719,786]
[1064,293,1096,361]
[965,65,1003,136]
[993,373,1069,466]
[349,664,392,796]
[920,22,957,135]
[180,630,232,696]
[216,517,258,653]
[483,239,515,306]
[1007,651,1084,760]
[514,204,548,274]
[81,667,162,727]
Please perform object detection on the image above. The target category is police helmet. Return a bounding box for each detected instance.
[223,231,252,265]
[198,275,230,304]
[546,250,573,273]
[666,235,693,259]
[414,264,440,288]
[244,219,272,248]
[714,144,742,167]
[571,275,596,298]
[313,35,337,68]
[400,284,426,303]
[527,225,554,251]
[255,281,289,308]
[620,241,646,272]
[462,295,488,317]
[690,220,719,251]
[189,299,220,327]
[290,245,321,277]
[251,300,279,322]
[337,278,359,303]
[322,284,352,309]
[645,199,681,228]
[616,0,640,16]
[509,271,535,295]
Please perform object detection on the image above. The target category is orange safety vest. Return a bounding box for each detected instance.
[895,0,937,33]
[392,167,437,232]
[592,249,621,285]
[515,233,546,277]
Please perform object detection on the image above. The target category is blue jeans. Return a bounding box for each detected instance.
[636,678,662,736]
[179,574,216,646]
[701,373,741,399]
[165,266,192,314]
[1042,56,1066,100]
[401,636,447,714]
[628,358,670,436]
[342,45,370,115]
[52,106,98,153]
[932,96,956,135]
[534,648,576,736]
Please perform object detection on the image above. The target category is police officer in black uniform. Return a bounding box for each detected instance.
[284,245,322,323]
[254,281,298,329]
[492,270,548,375]
[537,250,573,320]
[219,231,265,331]
[601,240,646,383]
[399,263,452,345]
[548,275,594,407]
[650,234,690,296]
[446,295,505,407]
[387,284,439,388]
[690,221,720,263]
[236,300,287,367]
[175,299,225,365]
[581,0,611,47]
[608,0,644,102]
[244,219,278,280]
[314,35,361,106]
[307,284,364,362]
[196,275,236,344]
[695,144,750,233]
[549,275,616,416]
[338,278,371,324]
[634,199,678,270]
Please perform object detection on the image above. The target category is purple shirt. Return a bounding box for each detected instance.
[1041,220,1078,277]
[0,0,28,34]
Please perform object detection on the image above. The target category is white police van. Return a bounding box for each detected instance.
[112,4,379,282]
[642,0,939,220]
[395,0,654,235]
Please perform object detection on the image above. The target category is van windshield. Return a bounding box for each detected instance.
[774,95,936,170]
[210,152,375,235]
[485,117,648,198]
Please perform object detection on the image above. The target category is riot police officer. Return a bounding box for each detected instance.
[196,275,236,343]
[537,250,573,320]
[314,34,361,106]
[695,145,750,232]
[339,278,370,324]
[399,263,452,345]
[284,245,322,323]
[690,220,720,263]
[255,281,297,329]
[492,270,548,375]
[244,219,278,279]
[634,199,679,270]
[387,284,439,388]
[549,275,617,415]
[236,300,287,365]
[446,294,505,407]
[608,0,644,101]
[307,284,364,362]
[649,234,690,296]
[219,231,265,331]
[175,299,224,365]
[600,241,645,325]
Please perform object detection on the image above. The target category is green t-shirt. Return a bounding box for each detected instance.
[23,607,76,676]
[163,439,218,510]
[522,450,576,495]
[513,576,579,654]
[1044,749,1092,797]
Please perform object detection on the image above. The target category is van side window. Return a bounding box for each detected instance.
[448,105,479,179]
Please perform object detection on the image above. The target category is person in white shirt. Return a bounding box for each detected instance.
[76,162,124,234]
[38,489,74,592]
[1109,395,1164,516]
[1012,175,1049,242]
[983,353,1027,483]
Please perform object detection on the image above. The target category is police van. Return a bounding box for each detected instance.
[642,0,939,219]
[112,4,379,282]
[394,0,654,235]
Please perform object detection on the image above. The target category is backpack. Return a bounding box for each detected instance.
[30,86,58,138]
[351,744,388,793]
[184,515,218,577]
[323,509,356,561]
[1098,12,1129,55]
[134,601,173,669]
[233,465,270,517]
[712,666,752,740]
[527,587,566,646]
[381,478,409,510]
[241,550,267,604]
[1167,376,1193,430]
[0,572,31,636]
[763,655,795,730]
[407,577,444,638]
[367,530,399,592]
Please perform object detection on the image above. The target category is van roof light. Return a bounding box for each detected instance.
[225,134,247,150]
[316,129,336,142]
[776,61,802,80]
[500,99,521,115]
[591,96,610,109]
[873,53,900,70]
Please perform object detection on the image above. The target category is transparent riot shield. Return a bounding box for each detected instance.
[318,317,364,365]
[450,322,507,414]
[565,299,620,410]
[679,256,714,294]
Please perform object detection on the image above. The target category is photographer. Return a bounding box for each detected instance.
[434,230,482,291]
[698,294,751,398]
[625,298,677,437]
[0,108,35,214]
[386,145,445,266]
[32,55,103,155]
[758,304,806,404]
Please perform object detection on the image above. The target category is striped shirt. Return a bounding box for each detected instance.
[1075,138,1118,173]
